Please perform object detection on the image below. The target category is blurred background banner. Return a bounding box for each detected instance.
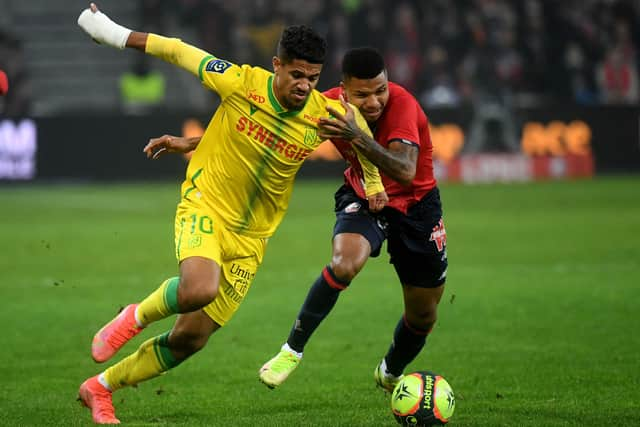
[2,104,639,181]
[1,0,639,181]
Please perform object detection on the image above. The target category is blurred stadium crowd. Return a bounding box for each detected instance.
[1,0,639,116]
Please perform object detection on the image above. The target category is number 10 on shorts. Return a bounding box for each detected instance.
[189,214,214,234]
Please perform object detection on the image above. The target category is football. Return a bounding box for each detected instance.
[390,371,455,426]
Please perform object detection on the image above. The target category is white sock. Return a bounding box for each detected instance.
[133,306,146,328]
[282,343,303,359]
[380,358,397,378]
[97,373,112,391]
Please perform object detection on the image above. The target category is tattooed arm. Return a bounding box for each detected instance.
[318,95,417,186]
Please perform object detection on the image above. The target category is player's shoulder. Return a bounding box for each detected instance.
[388,82,419,106]
[209,62,270,83]
[219,65,273,96]
[386,81,427,121]
[235,64,271,81]
[305,88,342,113]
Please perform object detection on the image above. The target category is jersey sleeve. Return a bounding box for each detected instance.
[198,58,246,99]
[351,107,385,197]
[386,95,421,145]
[144,33,241,99]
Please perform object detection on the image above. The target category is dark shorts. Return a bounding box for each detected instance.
[385,187,448,288]
[333,185,387,257]
[332,185,448,288]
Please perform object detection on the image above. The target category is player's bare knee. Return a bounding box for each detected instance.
[178,277,219,309]
[407,306,438,331]
[330,257,363,283]
[193,283,218,305]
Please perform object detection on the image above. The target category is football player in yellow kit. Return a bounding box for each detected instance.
[76,3,385,424]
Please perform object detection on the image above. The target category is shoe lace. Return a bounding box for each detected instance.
[106,310,139,347]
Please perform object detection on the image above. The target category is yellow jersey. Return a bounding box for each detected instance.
[146,34,383,238]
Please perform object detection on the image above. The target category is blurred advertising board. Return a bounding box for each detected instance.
[0,105,637,182]
[0,119,37,180]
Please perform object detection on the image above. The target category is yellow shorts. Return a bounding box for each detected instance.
[174,195,266,326]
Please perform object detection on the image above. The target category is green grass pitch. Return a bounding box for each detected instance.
[1,177,639,426]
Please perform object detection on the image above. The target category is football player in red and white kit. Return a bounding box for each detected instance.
[259,47,449,392]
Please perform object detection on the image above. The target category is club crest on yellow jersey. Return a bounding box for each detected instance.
[304,127,318,145]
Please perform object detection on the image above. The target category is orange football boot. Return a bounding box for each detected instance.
[92,304,142,363]
[78,375,120,424]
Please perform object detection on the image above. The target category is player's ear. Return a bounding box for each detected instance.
[272,56,281,72]
[339,81,349,102]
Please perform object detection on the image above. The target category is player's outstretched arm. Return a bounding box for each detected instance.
[78,3,210,77]
[143,135,201,160]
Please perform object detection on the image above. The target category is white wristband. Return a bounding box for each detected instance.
[77,7,132,50]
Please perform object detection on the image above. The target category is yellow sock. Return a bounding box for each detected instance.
[102,332,180,391]
[136,277,180,326]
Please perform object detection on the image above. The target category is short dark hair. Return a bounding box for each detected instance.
[342,47,386,79]
[277,25,327,64]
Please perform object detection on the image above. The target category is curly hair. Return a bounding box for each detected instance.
[277,25,327,64]
[342,47,386,80]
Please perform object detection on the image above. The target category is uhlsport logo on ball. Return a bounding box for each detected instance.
[391,371,455,426]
